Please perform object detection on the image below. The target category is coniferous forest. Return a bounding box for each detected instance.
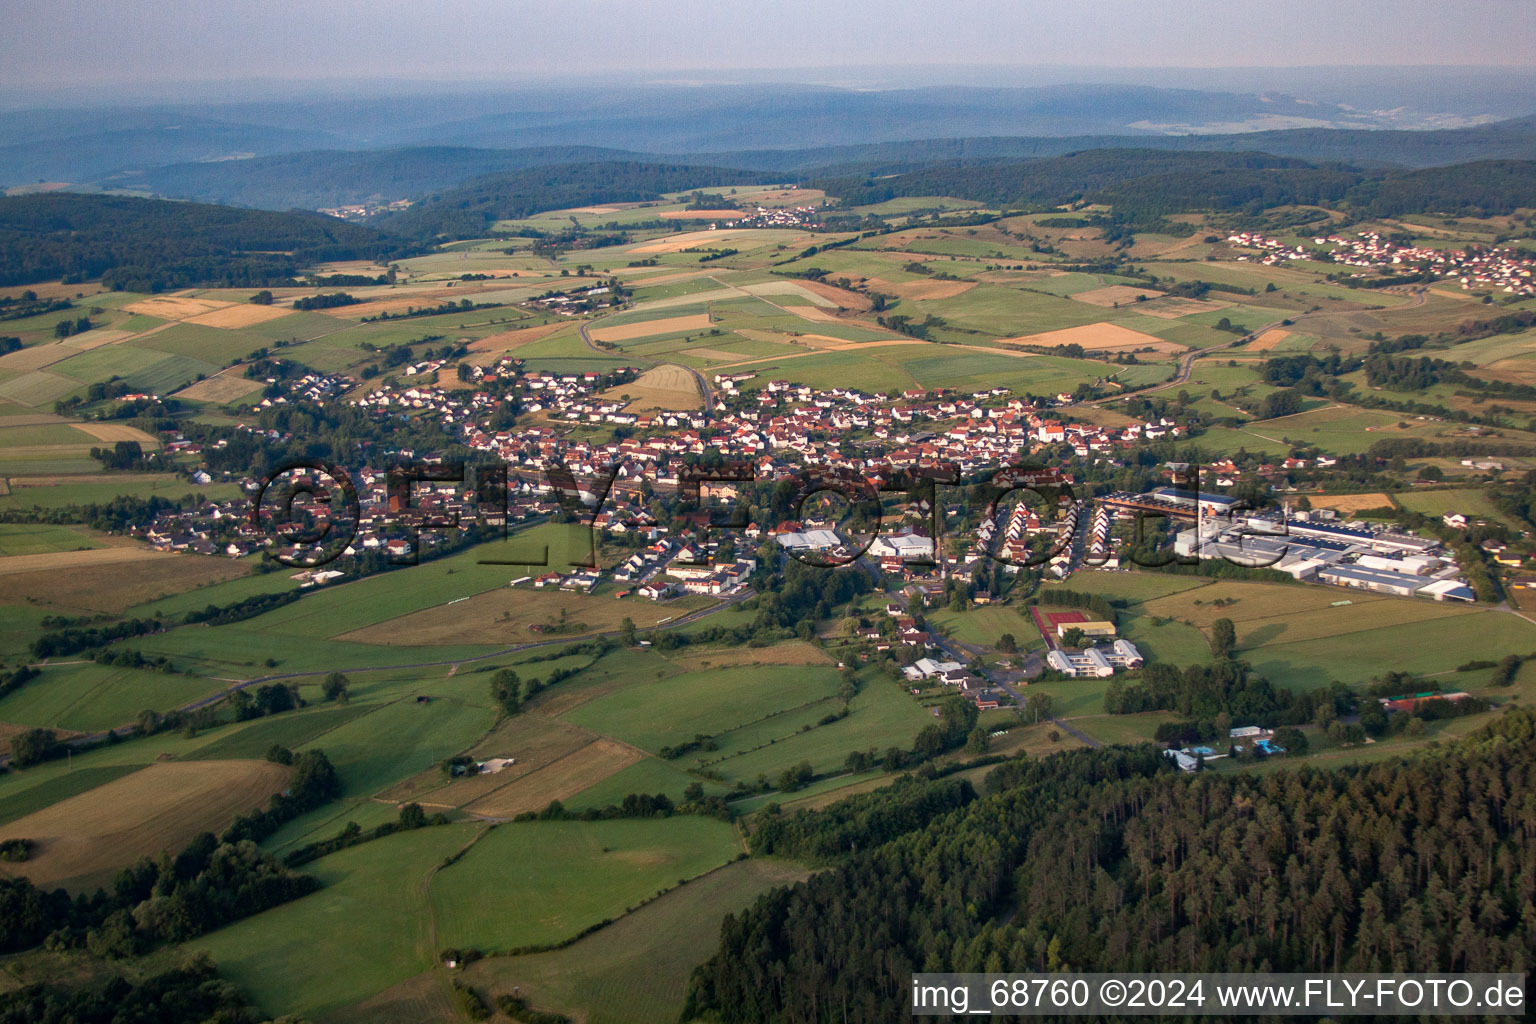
[685,711,1536,1023]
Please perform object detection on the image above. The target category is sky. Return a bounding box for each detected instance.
[3,0,1535,92]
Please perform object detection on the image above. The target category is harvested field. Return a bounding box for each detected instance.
[333,587,716,646]
[123,296,233,320]
[598,364,703,411]
[740,281,836,307]
[1304,493,1396,513]
[629,229,793,255]
[70,423,159,445]
[0,760,291,890]
[175,372,265,403]
[183,303,294,329]
[0,551,249,612]
[0,344,73,372]
[589,313,713,342]
[1001,321,1184,354]
[890,276,970,300]
[1138,296,1232,319]
[687,346,750,362]
[664,641,831,672]
[58,328,137,351]
[796,279,873,309]
[462,739,642,818]
[466,321,567,356]
[1071,284,1166,307]
[0,546,165,575]
[781,304,842,323]
[1248,328,1291,352]
[659,209,742,219]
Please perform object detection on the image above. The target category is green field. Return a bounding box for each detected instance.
[1392,487,1509,524]
[559,665,843,753]
[0,523,105,556]
[0,473,242,510]
[1244,609,1536,690]
[430,817,741,951]
[0,662,228,732]
[190,823,481,1020]
[461,857,808,1024]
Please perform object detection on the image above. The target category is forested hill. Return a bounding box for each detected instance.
[100,144,647,212]
[0,193,409,291]
[811,151,1536,219]
[685,710,1536,1023]
[381,161,768,239]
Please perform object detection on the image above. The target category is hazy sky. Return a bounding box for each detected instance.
[4,0,1534,89]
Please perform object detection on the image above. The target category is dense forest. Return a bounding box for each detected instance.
[381,161,767,238]
[0,193,409,290]
[810,151,1536,219]
[685,710,1536,1022]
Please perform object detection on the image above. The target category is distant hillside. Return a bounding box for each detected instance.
[718,115,1536,175]
[810,151,1536,219]
[382,161,769,239]
[0,193,406,290]
[96,145,651,211]
[71,116,1536,215]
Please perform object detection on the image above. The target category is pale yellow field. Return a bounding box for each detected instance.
[630,229,804,254]
[58,328,137,351]
[124,296,233,320]
[0,344,72,372]
[71,423,160,445]
[1303,493,1396,513]
[1071,284,1167,307]
[1247,328,1291,352]
[466,321,569,357]
[599,364,703,412]
[176,372,265,403]
[589,313,713,343]
[780,304,841,323]
[863,276,977,301]
[184,303,294,329]
[0,760,291,890]
[462,739,642,818]
[1001,321,1184,354]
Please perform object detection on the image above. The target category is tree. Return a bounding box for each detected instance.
[1060,628,1086,649]
[965,726,991,755]
[250,290,274,305]
[1210,618,1237,659]
[1029,692,1054,723]
[399,803,427,829]
[491,669,521,716]
[321,671,349,703]
[619,617,637,646]
[777,761,813,793]
[1273,726,1309,754]
[10,728,60,767]
[997,633,1018,654]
